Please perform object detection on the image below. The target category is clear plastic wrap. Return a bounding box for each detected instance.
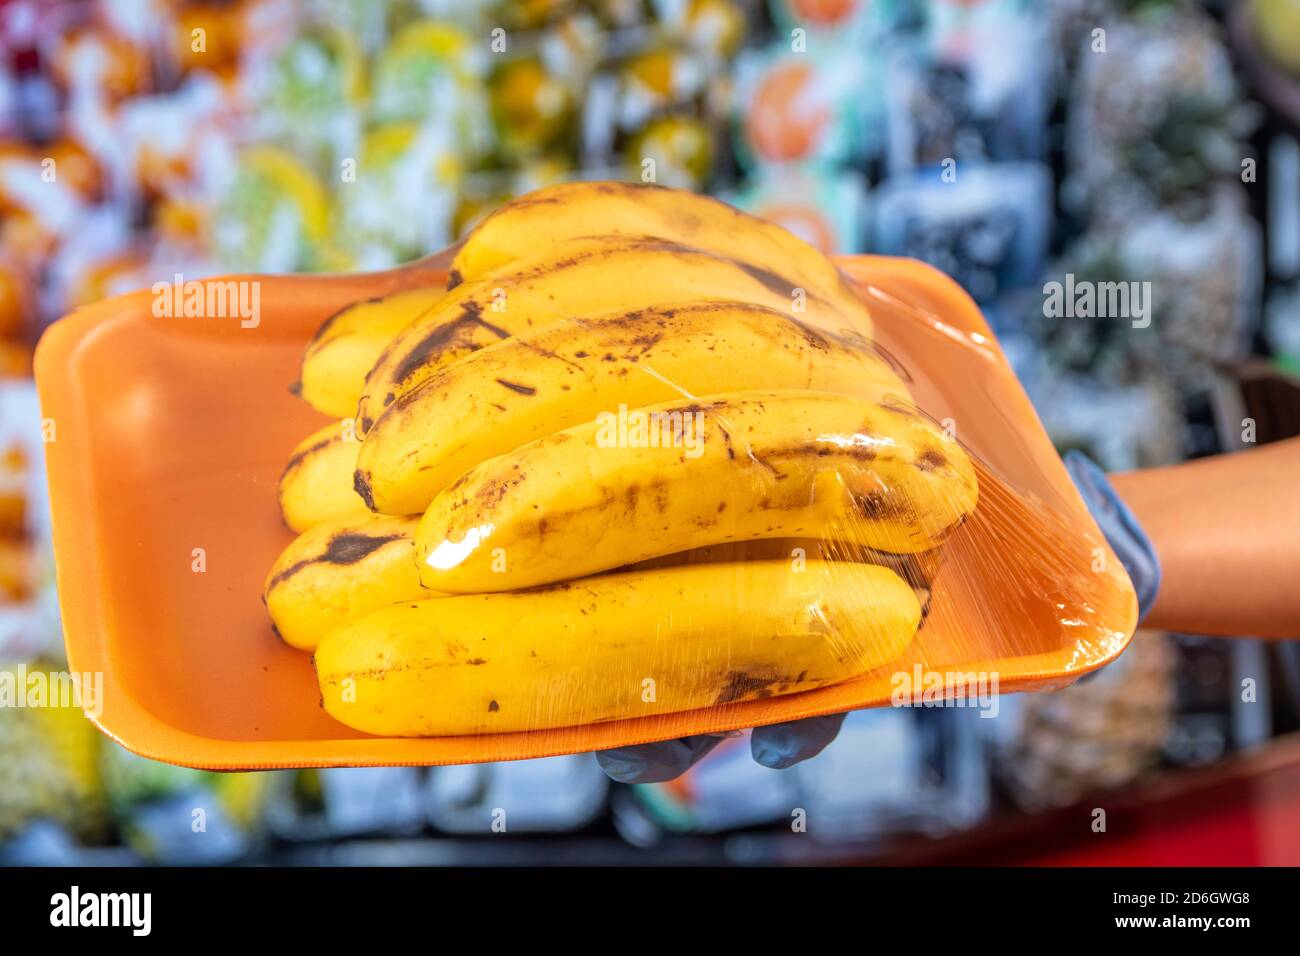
[35,183,1137,768]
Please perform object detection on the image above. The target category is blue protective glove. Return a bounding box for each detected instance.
[595,451,1161,784]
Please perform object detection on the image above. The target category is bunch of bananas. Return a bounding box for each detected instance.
[265,181,978,738]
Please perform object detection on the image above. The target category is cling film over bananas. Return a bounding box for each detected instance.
[354,233,872,432]
[356,301,909,515]
[448,181,867,323]
[262,179,1023,742]
[415,390,975,593]
[316,560,921,736]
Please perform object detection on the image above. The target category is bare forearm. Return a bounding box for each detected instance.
[1109,437,1300,638]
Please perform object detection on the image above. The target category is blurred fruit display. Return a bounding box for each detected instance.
[98,745,273,864]
[873,162,1053,303]
[0,380,57,660]
[214,145,334,271]
[0,660,108,843]
[490,57,574,160]
[733,49,873,168]
[0,0,751,317]
[267,767,426,841]
[991,632,1178,811]
[426,757,609,833]
[1067,3,1258,224]
[726,165,867,254]
[1,0,1299,865]
[1248,0,1300,79]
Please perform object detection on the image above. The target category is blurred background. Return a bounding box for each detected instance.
[3,0,1300,865]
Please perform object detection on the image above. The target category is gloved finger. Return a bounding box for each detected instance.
[595,733,726,784]
[1063,450,1161,621]
[750,712,847,769]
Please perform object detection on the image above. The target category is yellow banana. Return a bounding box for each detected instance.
[315,559,920,736]
[627,537,940,587]
[278,420,368,532]
[449,180,866,321]
[628,538,944,624]
[356,235,870,433]
[356,301,911,515]
[298,286,444,418]
[263,513,427,652]
[415,389,978,593]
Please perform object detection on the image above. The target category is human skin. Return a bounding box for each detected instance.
[1110,436,1300,638]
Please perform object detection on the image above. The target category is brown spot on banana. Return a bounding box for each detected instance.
[916,448,948,472]
[715,671,786,705]
[267,531,404,590]
[389,301,509,395]
[496,378,537,396]
[353,470,376,511]
[732,261,802,299]
[323,532,404,564]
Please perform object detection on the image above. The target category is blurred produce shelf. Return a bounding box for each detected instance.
[5,0,1300,866]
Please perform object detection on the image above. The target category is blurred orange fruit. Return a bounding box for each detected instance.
[746,60,829,162]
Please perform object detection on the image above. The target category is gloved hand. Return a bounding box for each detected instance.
[595,450,1162,784]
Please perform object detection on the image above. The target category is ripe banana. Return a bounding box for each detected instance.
[315,559,921,736]
[356,301,911,515]
[627,538,945,626]
[298,286,444,419]
[356,234,871,433]
[415,389,978,593]
[278,420,368,532]
[263,513,427,652]
[449,180,866,322]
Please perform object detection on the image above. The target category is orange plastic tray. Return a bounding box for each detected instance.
[34,255,1137,769]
